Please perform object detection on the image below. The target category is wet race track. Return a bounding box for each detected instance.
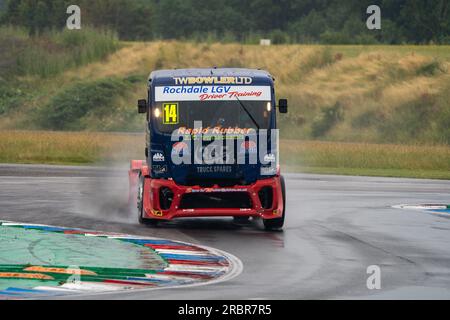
[1,164,450,299]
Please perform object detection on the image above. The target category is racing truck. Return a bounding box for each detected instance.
[129,68,288,230]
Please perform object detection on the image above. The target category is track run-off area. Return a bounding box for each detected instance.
[0,221,242,299]
[0,164,449,299]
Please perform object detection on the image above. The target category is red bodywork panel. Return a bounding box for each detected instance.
[128,160,283,221]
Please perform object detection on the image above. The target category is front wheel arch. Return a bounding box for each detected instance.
[137,175,158,226]
[263,175,286,230]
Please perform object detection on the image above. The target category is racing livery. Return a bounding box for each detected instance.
[129,68,288,230]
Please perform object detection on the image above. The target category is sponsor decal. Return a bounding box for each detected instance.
[177,126,254,136]
[169,122,279,166]
[260,166,277,176]
[263,153,276,162]
[173,76,252,85]
[155,86,271,102]
[171,142,189,156]
[152,165,167,174]
[152,152,165,162]
[190,188,248,193]
[196,165,232,174]
[240,140,257,153]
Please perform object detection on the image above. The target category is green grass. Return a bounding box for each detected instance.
[0,35,449,178]
[1,131,449,180]
[1,36,450,144]
[11,27,119,77]
[285,166,450,180]
[36,76,142,131]
[313,44,450,60]
[0,131,143,165]
[0,26,119,77]
[0,26,122,125]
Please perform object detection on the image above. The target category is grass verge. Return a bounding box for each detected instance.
[284,166,450,180]
[0,131,449,179]
[1,36,450,145]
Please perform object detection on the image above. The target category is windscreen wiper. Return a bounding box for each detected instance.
[235,96,260,130]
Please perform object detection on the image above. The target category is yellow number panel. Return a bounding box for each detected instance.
[162,103,179,124]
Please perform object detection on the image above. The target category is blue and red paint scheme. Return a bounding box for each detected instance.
[129,160,285,221]
[128,68,287,230]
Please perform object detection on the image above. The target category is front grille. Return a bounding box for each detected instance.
[179,192,252,209]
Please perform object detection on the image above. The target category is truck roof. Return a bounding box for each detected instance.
[149,68,274,86]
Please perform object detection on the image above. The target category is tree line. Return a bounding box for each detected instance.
[1,0,449,44]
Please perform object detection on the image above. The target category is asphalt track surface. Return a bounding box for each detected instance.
[1,163,450,299]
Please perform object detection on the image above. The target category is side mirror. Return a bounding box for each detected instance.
[138,99,147,114]
[278,99,288,113]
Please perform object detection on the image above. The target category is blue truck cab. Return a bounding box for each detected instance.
[131,68,288,230]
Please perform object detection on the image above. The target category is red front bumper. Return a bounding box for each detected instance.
[132,172,283,221]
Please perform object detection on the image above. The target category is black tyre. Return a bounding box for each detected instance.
[137,175,158,226]
[263,175,286,230]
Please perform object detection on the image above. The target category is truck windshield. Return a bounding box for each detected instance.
[153,100,272,134]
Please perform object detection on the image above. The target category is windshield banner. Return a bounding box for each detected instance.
[155,85,271,102]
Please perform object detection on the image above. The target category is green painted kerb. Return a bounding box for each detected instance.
[0,224,167,291]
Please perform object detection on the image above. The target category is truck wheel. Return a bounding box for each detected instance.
[263,175,286,231]
[137,175,158,226]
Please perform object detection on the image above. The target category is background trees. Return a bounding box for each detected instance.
[0,0,448,44]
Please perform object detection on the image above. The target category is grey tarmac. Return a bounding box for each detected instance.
[0,164,449,299]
